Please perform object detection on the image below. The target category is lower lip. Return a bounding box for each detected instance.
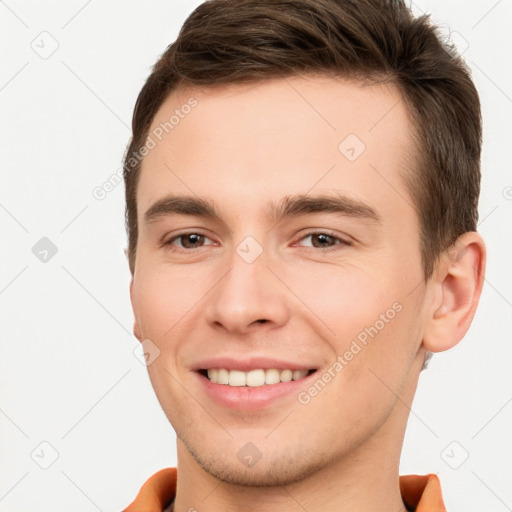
[196,371,317,410]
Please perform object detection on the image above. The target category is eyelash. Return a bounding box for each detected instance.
[163,230,351,252]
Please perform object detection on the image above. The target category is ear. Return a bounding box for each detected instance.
[422,231,486,353]
[130,277,143,343]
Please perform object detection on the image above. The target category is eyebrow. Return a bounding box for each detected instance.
[143,193,381,225]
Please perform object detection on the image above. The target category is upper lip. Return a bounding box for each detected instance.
[192,356,318,372]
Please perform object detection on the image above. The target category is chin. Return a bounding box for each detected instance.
[180,431,331,488]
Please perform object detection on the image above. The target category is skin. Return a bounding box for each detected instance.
[129,75,486,512]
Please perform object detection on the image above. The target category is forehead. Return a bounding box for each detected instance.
[137,75,417,227]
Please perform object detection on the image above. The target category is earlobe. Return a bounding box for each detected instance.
[422,232,486,353]
[130,278,143,343]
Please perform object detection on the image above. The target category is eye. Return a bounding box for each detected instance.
[296,231,351,250]
[164,232,216,251]
[162,230,350,252]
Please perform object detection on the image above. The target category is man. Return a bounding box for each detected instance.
[122,0,485,510]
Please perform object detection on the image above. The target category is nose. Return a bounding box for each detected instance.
[204,245,290,336]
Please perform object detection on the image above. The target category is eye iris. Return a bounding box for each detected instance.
[181,233,203,248]
[312,233,335,248]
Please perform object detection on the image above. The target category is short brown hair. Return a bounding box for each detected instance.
[123,0,482,278]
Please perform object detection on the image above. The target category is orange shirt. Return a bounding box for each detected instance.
[123,468,446,511]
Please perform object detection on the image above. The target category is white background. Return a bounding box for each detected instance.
[0,1,511,510]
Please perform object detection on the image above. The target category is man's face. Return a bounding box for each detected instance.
[130,75,431,485]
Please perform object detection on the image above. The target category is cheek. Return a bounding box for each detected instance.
[285,262,420,383]
[282,262,398,340]
[133,265,209,339]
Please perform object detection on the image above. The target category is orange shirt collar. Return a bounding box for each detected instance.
[123,468,446,512]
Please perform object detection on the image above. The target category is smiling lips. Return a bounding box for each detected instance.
[195,360,319,409]
[205,368,313,387]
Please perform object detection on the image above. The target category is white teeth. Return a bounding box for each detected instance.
[217,368,229,385]
[293,369,308,380]
[246,369,265,387]
[228,370,246,387]
[280,369,293,382]
[205,368,311,386]
[265,368,281,385]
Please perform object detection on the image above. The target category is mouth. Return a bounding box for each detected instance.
[192,356,321,410]
[199,368,317,387]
